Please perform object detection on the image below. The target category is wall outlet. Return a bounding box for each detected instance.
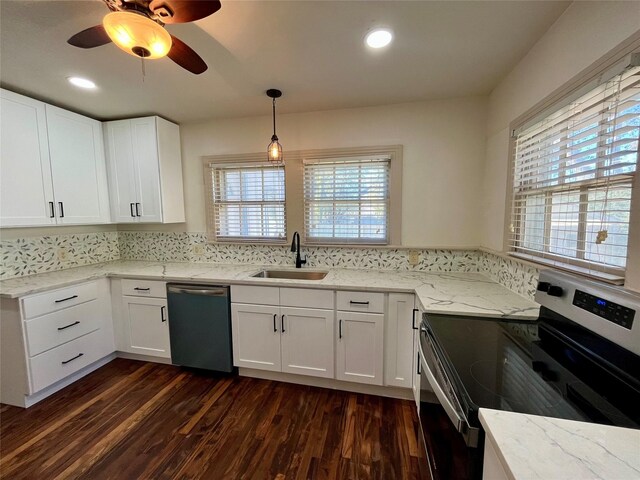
[408,250,420,266]
[193,244,204,255]
[57,248,69,262]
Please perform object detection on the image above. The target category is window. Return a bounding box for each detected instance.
[203,145,402,245]
[510,65,639,277]
[303,156,390,244]
[206,162,286,242]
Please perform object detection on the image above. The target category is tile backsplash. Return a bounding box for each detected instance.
[0,232,119,280]
[1,231,539,300]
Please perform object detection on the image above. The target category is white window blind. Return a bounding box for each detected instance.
[303,156,390,244]
[208,162,286,242]
[510,65,639,276]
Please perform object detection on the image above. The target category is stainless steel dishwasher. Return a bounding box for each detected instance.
[166,284,233,373]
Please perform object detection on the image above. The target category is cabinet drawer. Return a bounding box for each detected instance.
[121,279,166,298]
[337,291,385,313]
[280,288,334,309]
[24,300,101,357]
[29,329,106,393]
[22,282,98,319]
[231,285,279,306]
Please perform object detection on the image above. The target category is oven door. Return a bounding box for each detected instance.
[418,324,483,480]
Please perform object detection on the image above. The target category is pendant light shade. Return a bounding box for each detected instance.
[266,89,283,164]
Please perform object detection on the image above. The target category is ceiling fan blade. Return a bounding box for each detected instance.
[67,25,112,49]
[168,35,208,74]
[149,0,221,24]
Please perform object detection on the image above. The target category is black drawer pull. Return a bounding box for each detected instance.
[58,202,65,218]
[55,295,78,303]
[273,313,278,332]
[135,203,141,217]
[49,201,55,218]
[281,314,285,333]
[161,305,167,322]
[58,321,80,331]
[61,353,83,365]
[412,308,419,330]
[130,203,136,217]
[134,287,151,291]
[350,300,369,305]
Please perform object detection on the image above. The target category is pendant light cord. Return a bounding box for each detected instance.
[272,97,277,137]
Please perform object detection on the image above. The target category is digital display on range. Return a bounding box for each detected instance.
[573,290,635,329]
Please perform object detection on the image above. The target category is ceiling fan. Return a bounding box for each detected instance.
[67,0,221,75]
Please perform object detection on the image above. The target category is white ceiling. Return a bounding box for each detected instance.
[0,0,570,124]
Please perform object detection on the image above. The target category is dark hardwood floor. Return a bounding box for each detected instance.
[0,359,430,479]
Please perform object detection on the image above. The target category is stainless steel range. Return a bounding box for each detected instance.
[418,269,640,480]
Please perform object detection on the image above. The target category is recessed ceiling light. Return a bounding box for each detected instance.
[67,77,97,89]
[365,29,393,49]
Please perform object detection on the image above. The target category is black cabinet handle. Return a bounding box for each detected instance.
[134,287,150,291]
[273,313,278,332]
[161,305,166,322]
[49,201,55,218]
[412,308,419,330]
[350,300,369,305]
[135,203,141,217]
[58,202,64,218]
[57,321,80,331]
[55,295,78,303]
[339,319,343,339]
[61,353,83,365]
[281,314,285,333]
[417,352,421,375]
[130,203,136,217]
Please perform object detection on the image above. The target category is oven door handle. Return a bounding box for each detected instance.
[419,341,465,434]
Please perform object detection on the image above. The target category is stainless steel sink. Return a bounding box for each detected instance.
[252,270,328,280]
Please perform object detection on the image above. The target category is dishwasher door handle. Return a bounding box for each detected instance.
[167,286,228,296]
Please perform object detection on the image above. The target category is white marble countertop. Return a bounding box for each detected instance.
[0,260,539,319]
[479,408,640,480]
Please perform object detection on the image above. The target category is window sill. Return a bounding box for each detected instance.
[508,252,625,285]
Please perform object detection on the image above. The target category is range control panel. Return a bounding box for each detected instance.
[573,290,635,329]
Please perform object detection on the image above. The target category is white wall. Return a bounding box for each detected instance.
[481,1,640,252]
[130,96,488,248]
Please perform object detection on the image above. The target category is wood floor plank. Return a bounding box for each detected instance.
[0,361,431,480]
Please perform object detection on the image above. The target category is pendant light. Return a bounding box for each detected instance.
[266,89,283,164]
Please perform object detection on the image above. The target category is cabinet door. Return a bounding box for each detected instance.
[385,293,415,388]
[131,117,163,223]
[231,303,281,372]
[413,317,421,411]
[336,311,384,385]
[104,120,138,223]
[0,89,55,227]
[280,306,334,379]
[121,296,170,358]
[46,105,110,224]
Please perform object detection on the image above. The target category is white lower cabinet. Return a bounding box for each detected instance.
[231,303,281,372]
[280,306,334,378]
[336,311,384,386]
[385,293,416,388]
[121,296,170,358]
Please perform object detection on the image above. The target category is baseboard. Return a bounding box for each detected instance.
[239,368,413,400]
[115,351,173,365]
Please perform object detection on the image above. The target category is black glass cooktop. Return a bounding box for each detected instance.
[424,308,640,429]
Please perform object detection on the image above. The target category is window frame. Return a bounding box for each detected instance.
[203,145,403,246]
[505,48,640,283]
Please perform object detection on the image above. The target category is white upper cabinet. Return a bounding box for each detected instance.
[0,89,110,227]
[45,105,110,224]
[104,116,185,224]
[0,90,55,227]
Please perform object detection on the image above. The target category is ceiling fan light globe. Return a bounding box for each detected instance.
[103,12,172,59]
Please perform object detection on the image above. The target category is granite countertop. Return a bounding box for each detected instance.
[479,408,640,480]
[0,260,540,319]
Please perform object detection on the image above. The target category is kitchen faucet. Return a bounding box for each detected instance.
[290,231,306,268]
